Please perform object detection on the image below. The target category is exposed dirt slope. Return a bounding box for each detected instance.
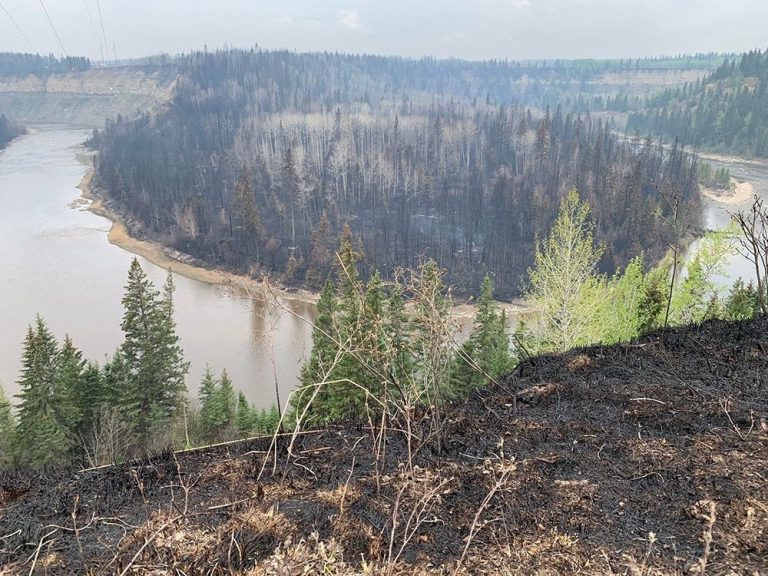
[1,318,766,574]
[0,67,175,127]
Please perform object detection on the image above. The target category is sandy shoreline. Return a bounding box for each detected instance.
[76,156,321,305]
[699,180,756,205]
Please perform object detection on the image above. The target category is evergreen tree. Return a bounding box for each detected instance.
[218,369,236,431]
[451,276,514,395]
[725,279,761,320]
[56,336,86,436]
[0,385,16,468]
[119,260,189,446]
[14,318,70,467]
[293,279,339,425]
[235,391,253,436]
[597,256,647,344]
[198,365,220,441]
[74,362,105,440]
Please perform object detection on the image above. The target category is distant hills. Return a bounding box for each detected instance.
[628,48,768,158]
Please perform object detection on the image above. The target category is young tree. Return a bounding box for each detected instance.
[235,391,254,436]
[731,195,768,315]
[218,369,236,431]
[669,227,735,325]
[526,188,604,351]
[198,365,220,441]
[451,276,514,395]
[293,279,340,425]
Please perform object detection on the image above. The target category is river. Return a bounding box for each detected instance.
[698,155,768,283]
[1,129,766,410]
[0,127,315,409]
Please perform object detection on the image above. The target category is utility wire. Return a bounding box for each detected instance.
[0,1,38,53]
[38,0,68,57]
[95,0,110,66]
[82,0,102,59]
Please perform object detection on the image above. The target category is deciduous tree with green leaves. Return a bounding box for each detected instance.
[526,188,604,351]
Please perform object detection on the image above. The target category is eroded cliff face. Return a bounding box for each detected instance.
[0,66,176,126]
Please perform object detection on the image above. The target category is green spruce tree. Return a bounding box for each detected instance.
[451,276,514,396]
[119,260,189,447]
[14,318,70,467]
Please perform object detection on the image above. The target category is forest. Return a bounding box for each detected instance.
[0,113,24,149]
[91,49,701,298]
[628,48,768,157]
[0,52,91,77]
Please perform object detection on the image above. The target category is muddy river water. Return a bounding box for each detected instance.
[0,127,314,409]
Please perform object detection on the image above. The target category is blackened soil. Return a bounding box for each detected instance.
[1,318,766,574]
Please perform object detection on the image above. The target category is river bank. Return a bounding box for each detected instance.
[700,179,755,205]
[76,156,321,306]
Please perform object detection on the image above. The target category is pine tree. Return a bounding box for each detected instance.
[119,260,189,446]
[218,369,236,431]
[198,365,220,441]
[14,318,70,467]
[74,362,105,440]
[293,279,339,425]
[451,276,514,396]
[56,336,86,437]
[383,282,414,397]
[235,391,253,436]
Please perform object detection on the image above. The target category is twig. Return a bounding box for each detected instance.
[207,493,261,511]
[117,514,184,576]
[455,461,515,573]
[629,397,668,405]
[27,528,58,576]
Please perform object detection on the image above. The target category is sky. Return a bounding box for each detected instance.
[0,0,766,62]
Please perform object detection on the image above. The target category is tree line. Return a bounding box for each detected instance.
[91,48,701,298]
[627,48,768,158]
[0,259,277,470]
[3,191,763,470]
[0,52,91,78]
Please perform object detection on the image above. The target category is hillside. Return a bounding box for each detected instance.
[0,66,176,127]
[628,48,768,158]
[1,317,765,574]
[91,49,701,298]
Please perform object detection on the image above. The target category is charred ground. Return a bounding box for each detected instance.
[1,317,766,574]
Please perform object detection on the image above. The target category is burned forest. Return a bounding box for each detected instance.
[91,50,701,297]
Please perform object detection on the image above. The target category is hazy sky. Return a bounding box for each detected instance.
[0,0,766,62]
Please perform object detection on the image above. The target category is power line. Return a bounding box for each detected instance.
[95,0,110,65]
[82,0,102,59]
[0,1,38,53]
[38,0,68,57]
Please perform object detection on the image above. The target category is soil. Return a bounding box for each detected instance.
[1,317,766,575]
